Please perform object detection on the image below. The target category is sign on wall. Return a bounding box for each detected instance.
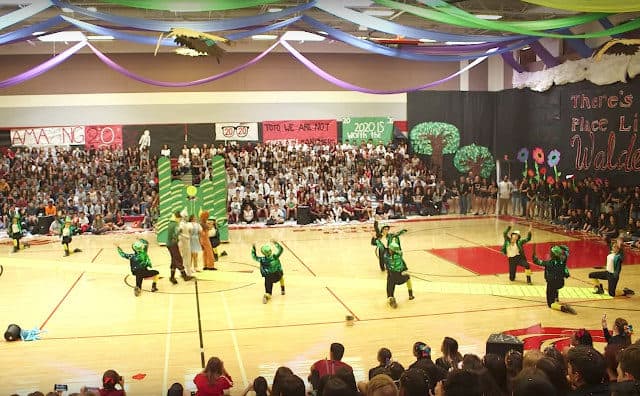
[214,122,259,141]
[262,119,337,142]
[10,126,85,147]
[84,125,123,149]
[341,117,394,144]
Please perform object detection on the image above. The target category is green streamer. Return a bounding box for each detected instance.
[521,0,640,13]
[372,0,640,39]
[96,0,280,12]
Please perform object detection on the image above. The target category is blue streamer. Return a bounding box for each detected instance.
[226,16,301,41]
[314,0,523,43]
[301,16,537,62]
[0,16,65,45]
[61,16,176,46]
[559,28,593,58]
[0,0,52,31]
[51,0,316,32]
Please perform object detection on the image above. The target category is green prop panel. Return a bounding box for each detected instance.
[96,0,280,12]
[342,117,394,144]
[453,144,495,179]
[156,156,228,245]
[211,155,229,242]
[521,0,640,13]
[373,0,640,39]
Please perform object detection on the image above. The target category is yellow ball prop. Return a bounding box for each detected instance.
[186,185,198,197]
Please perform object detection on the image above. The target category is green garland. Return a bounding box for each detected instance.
[372,0,640,39]
[96,0,281,12]
[521,0,640,13]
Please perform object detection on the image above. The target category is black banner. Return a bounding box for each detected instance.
[408,78,640,184]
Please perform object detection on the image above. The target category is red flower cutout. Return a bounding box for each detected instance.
[540,167,547,175]
[547,175,555,184]
[527,169,535,177]
[532,147,545,165]
[132,373,146,380]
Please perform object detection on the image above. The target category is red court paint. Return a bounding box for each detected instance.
[430,240,640,276]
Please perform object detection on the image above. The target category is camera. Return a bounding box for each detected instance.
[54,384,68,391]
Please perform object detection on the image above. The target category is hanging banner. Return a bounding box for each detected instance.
[214,122,259,141]
[84,125,123,149]
[262,119,337,142]
[10,126,85,147]
[341,117,394,144]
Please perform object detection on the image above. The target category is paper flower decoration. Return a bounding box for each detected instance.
[532,147,545,165]
[540,167,547,175]
[547,176,555,185]
[516,147,529,163]
[527,169,535,177]
[547,149,561,167]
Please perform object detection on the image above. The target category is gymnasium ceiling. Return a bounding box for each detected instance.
[0,0,637,55]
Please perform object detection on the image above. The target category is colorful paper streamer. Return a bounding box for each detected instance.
[301,16,537,62]
[96,0,281,12]
[376,0,640,39]
[51,0,316,32]
[0,0,52,30]
[521,0,640,13]
[280,40,489,94]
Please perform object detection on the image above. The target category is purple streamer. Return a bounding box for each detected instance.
[530,41,560,68]
[279,40,487,94]
[501,51,526,73]
[86,41,279,87]
[0,41,86,88]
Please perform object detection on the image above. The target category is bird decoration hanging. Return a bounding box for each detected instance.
[155,28,231,63]
[593,38,640,60]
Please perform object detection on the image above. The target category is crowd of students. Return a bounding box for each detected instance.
[13,316,637,396]
[3,141,639,242]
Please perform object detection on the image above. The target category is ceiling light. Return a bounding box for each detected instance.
[37,31,86,42]
[363,9,395,17]
[267,7,283,12]
[87,35,114,41]
[60,7,73,13]
[475,14,502,20]
[251,34,278,41]
[445,41,486,45]
[282,31,325,42]
[419,38,436,43]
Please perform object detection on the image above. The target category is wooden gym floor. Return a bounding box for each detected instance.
[0,216,638,395]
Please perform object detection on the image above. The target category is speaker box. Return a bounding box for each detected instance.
[297,205,312,225]
[35,215,55,235]
[486,333,523,358]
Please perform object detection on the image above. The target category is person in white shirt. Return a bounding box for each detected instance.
[498,175,514,215]
[160,144,171,157]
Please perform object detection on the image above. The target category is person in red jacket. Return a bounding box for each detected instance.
[308,343,353,390]
[194,357,233,396]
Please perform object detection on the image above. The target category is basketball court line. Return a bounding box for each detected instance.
[326,286,360,321]
[91,248,104,263]
[221,292,248,387]
[40,271,85,330]
[162,295,174,394]
[280,240,317,277]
